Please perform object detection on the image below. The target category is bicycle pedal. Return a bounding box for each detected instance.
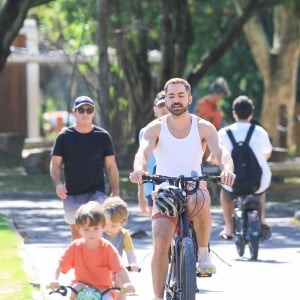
[196,272,212,278]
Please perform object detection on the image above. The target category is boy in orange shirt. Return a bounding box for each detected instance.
[49,201,135,300]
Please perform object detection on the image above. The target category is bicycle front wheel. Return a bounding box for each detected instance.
[179,237,197,300]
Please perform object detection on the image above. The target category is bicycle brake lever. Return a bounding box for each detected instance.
[126,266,141,272]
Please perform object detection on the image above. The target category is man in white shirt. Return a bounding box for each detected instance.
[130,78,235,299]
[218,95,272,240]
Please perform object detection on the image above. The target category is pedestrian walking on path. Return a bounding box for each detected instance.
[50,96,120,240]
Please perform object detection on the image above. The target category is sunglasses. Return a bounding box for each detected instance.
[77,107,94,114]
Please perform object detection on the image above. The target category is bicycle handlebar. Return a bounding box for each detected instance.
[126,265,141,272]
[142,174,221,195]
[49,285,124,296]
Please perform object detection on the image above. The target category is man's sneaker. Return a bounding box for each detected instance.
[196,252,216,275]
[260,223,272,240]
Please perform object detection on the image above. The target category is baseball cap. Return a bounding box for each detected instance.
[73,96,95,109]
[153,90,166,106]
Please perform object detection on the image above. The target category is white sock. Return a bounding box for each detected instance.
[198,247,209,258]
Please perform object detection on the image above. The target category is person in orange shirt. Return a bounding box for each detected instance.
[195,77,231,129]
[194,77,231,162]
[49,201,135,300]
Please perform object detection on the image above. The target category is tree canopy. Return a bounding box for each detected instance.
[1,0,299,166]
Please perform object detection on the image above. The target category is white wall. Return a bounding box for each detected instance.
[20,19,40,138]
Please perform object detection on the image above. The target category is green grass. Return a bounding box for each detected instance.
[0,174,55,193]
[0,168,137,197]
[119,169,137,198]
[0,214,33,299]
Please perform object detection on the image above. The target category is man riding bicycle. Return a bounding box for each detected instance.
[218,95,272,240]
[130,77,235,299]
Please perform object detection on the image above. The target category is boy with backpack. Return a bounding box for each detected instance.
[218,95,272,240]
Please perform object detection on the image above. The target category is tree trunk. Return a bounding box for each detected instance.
[233,1,300,148]
[0,0,54,71]
[97,0,110,126]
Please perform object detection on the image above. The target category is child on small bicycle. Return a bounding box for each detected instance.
[49,201,135,300]
[103,196,140,300]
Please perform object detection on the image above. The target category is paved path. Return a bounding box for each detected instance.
[0,195,154,299]
[1,194,300,299]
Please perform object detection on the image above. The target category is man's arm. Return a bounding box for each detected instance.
[137,183,150,214]
[199,121,235,186]
[50,155,67,199]
[261,128,272,160]
[105,155,119,196]
[131,121,159,184]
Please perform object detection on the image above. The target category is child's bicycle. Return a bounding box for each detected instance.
[49,284,131,299]
[233,194,265,260]
[48,267,138,299]
[142,173,220,300]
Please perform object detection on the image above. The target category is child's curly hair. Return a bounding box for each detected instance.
[103,196,129,224]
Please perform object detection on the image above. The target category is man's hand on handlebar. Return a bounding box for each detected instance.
[129,170,147,185]
[220,170,235,186]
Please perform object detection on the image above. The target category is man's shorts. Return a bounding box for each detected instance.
[63,190,106,224]
[221,187,264,200]
[152,181,208,226]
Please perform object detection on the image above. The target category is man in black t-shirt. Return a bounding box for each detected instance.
[50,96,119,239]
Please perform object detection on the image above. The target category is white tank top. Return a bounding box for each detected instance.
[153,114,203,177]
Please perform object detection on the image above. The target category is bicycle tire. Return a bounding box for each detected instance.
[233,214,245,257]
[248,235,259,260]
[189,222,198,261]
[179,237,197,300]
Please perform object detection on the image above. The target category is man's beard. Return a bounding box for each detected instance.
[167,103,188,116]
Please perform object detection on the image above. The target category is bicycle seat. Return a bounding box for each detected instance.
[243,195,260,211]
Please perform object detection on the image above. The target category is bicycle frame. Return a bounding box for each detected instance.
[170,190,196,300]
[142,174,220,300]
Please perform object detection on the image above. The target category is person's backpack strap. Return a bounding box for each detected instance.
[226,128,237,146]
[244,123,256,144]
[226,123,256,145]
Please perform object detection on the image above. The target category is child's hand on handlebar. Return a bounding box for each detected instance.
[127,264,141,272]
[49,280,60,291]
[122,283,135,294]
